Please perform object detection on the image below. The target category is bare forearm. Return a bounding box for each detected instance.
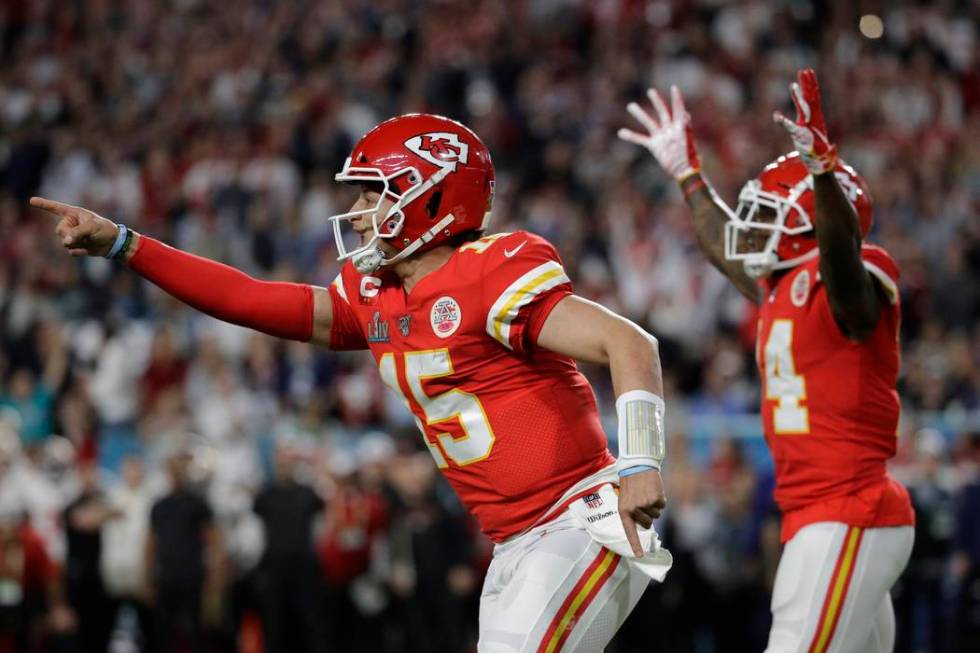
[813,172,879,338]
[813,172,862,266]
[538,296,664,396]
[680,174,759,302]
[607,328,664,399]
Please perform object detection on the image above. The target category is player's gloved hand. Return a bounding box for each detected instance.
[31,197,120,257]
[618,85,700,183]
[618,468,667,557]
[773,68,838,175]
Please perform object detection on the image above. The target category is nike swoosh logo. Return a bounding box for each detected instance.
[504,241,527,258]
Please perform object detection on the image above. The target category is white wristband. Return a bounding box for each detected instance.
[615,390,666,473]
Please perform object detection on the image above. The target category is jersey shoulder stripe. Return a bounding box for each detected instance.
[486,259,570,349]
[862,260,898,305]
[859,244,900,305]
[331,273,350,304]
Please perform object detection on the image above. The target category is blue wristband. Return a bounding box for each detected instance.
[618,464,656,478]
[105,224,128,259]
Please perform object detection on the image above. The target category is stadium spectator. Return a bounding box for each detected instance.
[101,454,156,651]
[62,461,116,652]
[895,429,958,652]
[384,451,479,653]
[0,323,67,447]
[147,450,220,653]
[252,443,327,653]
[318,448,389,653]
[0,492,73,652]
[952,432,980,652]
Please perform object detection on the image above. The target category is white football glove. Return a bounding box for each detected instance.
[619,85,701,183]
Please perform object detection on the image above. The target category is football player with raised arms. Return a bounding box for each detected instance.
[33,113,673,652]
[620,69,914,652]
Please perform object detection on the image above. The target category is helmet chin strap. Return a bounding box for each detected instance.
[350,167,458,276]
[352,213,457,275]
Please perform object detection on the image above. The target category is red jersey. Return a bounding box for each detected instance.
[328,231,615,542]
[757,244,914,542]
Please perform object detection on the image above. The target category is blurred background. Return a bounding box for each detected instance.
[0,1,978,652]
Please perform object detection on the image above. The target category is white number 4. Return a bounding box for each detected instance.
[763,320,809,434]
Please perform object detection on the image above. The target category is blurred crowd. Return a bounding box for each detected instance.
[1,0,979,651]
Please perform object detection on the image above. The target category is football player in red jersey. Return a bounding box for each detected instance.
[620,69,915,652]
[34,113,674,652]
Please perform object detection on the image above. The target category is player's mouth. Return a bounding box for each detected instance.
[743,230,764,250]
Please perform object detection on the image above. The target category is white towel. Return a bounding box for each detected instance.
[567,483,673,582]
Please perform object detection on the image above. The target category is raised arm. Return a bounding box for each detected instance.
[537,294,667,557]
[619,86,759,303]
[31,197,338,346]
[773,70,880,340]
[679,173,760,302]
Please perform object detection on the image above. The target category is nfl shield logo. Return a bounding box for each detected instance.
[584,492,603,509]
[398,315,412,337]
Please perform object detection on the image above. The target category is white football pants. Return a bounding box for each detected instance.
[478,511,651,653]
[765,522,914,653]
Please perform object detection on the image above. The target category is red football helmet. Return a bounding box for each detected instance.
[724,152,873,278]
[329,113,496,274]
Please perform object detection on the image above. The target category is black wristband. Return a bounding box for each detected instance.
[112,227,135,260]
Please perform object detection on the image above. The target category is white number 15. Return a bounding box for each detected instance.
[379,349,496,467]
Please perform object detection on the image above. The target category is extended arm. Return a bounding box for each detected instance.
[680,173,760,302]
[31,197,337,346]
[537,295,667,556]
[619,86,759,303]
[812,173,879,338]
[773,70,880,340]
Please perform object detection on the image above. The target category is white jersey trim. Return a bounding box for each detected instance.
[498,462,619,546]
[331,274,350,304]
[485,260,570,349]
[862,261,898,305]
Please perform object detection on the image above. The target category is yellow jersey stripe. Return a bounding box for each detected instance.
[492,268,565,343]
[486,261,569,348]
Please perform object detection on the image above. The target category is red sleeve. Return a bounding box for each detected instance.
[327,273,369,351]
[814,244,901,341]
[478,232,573,354]
[129,236,314,341]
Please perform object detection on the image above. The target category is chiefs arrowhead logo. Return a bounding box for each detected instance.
[405,132,469,172]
